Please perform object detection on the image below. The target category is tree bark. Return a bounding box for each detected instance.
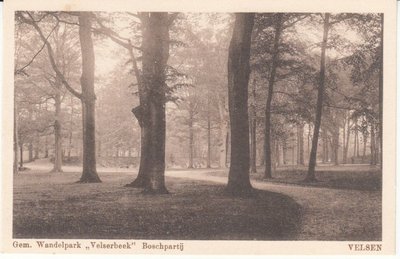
[51,87,63,173]
[19,143,24,169]
[226,13,255,196]
[250,80,257,174]
[297,124,304,165]
[206,108,211,168]
[14,100,19,174]
[370,122,376,165]
[77,13,101,183]
[343,116,351,163]
[378,14,383,166]
[306,13,330,182]
[188,113,194,168]
[142,13,170,193]
[264,13,283,179]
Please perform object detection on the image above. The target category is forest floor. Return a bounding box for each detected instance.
[13,160,381,241]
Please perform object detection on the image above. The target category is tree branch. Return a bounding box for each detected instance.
[22,12,83,100]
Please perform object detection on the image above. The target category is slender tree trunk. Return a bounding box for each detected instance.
[225,127,230,167]
[226,13,255,195]
[282,140,287,165]
[51,89,63,173]
[297,124,304,165]
[370,122,376,165]
[307,124,311,163]
[68,95,74,159]
[332,128,339,165]
[362,132,367,163]
[206,103,211,168]
[19,143,24,169]
[188,117,194,168]
[14,100,19,174]
[378,14,383,166]
[77,13,101,183]
[264,13,283,179]
[356,129,360,157]
[343,116,351,163]
[306,13,330,182]
[322,129,327,163]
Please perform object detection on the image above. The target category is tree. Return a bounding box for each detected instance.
[20,11,102,182]
[305,13,330,182]
[226,13,255,196]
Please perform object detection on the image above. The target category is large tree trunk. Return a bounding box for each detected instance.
[142,13,169,193]
[77,13,101,183]
[264,13,283,179]
[306,13,330,182]
[51,89,63,173]
[126,106,150,187]
[226,13,255,196]
[138,13,170,194]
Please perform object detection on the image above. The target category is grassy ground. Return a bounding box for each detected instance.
[13,170,301,240]
[206,165,381,191]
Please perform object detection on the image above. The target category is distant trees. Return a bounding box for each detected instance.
[19,11,102,182]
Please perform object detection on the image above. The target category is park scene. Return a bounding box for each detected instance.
[13,11,382,241]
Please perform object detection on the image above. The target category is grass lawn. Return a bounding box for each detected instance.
[13,170,301,240]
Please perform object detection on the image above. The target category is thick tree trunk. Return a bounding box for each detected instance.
[264,13,283,179]
[306,13,330,182]
[51,90,63,173]
[126,106,149,187]
[135,13,170,194]
[77,13,101,183]
[226,13,255,196]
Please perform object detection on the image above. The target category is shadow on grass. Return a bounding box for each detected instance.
[13,176,301,240]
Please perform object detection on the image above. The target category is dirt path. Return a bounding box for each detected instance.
[166,170,381,240]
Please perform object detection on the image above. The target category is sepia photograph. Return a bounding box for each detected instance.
[1,0,397,255]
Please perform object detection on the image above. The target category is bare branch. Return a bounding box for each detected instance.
[21,11,83,100]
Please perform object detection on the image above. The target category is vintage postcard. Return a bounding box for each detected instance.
[1,0,397,255]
